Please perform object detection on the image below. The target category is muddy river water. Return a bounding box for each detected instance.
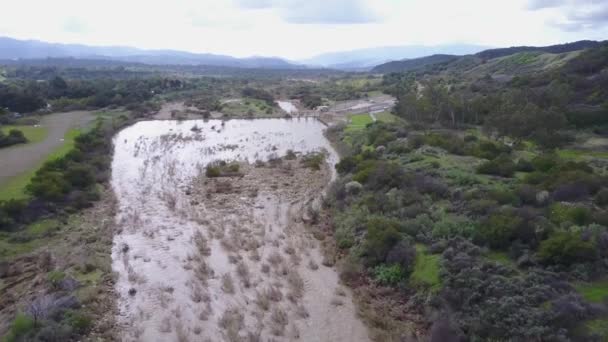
[111,118,369,341]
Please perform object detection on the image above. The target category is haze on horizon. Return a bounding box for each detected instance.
[1,0,607,60]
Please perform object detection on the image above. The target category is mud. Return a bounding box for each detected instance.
[110,118,368,341]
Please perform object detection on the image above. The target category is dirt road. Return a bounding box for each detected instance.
[0,111,94,186]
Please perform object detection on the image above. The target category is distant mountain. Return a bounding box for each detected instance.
[302,44,490,70]
[371,40,605,74]
[0,37,302,69]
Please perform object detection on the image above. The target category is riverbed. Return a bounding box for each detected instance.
[110,118,368,341]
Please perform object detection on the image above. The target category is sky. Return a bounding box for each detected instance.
[0,0,606,60]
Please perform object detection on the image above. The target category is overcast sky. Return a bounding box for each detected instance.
[0,0,606,59]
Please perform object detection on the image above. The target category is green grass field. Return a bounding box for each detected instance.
[1,125,49,145]
[0,129,81,201]
[576,280,608,303]
[411,244,441,290]
[346,114,374,131]
[375,111,400,123]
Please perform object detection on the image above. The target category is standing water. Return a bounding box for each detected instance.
[111,118,369,341]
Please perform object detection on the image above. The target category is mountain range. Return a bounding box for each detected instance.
[0,37,491,70]
[0,37,299,69]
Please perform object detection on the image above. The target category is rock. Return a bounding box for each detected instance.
[536,191,550,206]
[128,288,137,296]
[345,181,363,195]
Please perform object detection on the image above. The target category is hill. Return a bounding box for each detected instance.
[372,40,604,74]
[371,54,459,73]
[302,44,489,70]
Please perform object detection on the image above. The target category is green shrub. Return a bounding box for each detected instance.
[532,153,561,172]
[476,154,516,177]
[488,187,520,206]
[550,203,592,226]
[469,140,510,160]
[477,209,523,249]
[205,165,221,177]
[4,313,35,342]
[538,231,597,265]
[301,153,325,170]
[47,270,66,288]
[374,264,405,285]
[63,310,92,333]
[362,216,403,266]
[432,215,476,239]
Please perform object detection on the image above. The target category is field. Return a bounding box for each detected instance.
[1,125,48,145]
[0,129,80,200]
[346,113,374,131]
[0,111,94,201]
[220,98,278,117]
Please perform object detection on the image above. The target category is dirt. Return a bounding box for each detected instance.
[0,111,95,186]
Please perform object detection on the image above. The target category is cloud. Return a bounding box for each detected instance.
[62,17,88,34]
[528,0,608,31]
[235,0,380,24]
[527,0,564,10]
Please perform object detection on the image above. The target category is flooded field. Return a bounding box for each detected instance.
[111,118,368,341]
[276,101,298,115]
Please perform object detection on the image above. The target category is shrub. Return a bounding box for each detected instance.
[516,185,538,206]
[477,209,523,249]
[516,159,534,172]
[4,314,36,341]
[532,153,561,172]
[538,231,597,265]
[362,216,403,266]
[488,187,520,206]
[301,153,325,170]
[476,154,516,177]
[595,188,608,207]
[551,183,589,202]
[373,264,405,285]
[335,156,358,174]
[550,203,592,226]
[469,140,510,160]
[63,310,92,333]
[47,270,66,289]
[385,239,417,273]
[432,216,476,239]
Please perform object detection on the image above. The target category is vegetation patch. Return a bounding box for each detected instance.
[575,280,608,303]
[410,245,441,290]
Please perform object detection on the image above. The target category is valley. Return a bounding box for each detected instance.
[0,38,607,342]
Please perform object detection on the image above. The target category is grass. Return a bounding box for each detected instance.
[486,251,515,267]
[221,98,275,117]
[375,111,400,123]
[346,114,373,131]
[584,317,608,341]
[1,125,48,145]
[0,128,81,201]
[557,149,608,160]
[411,244,441,291]
[575,280,608,303]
